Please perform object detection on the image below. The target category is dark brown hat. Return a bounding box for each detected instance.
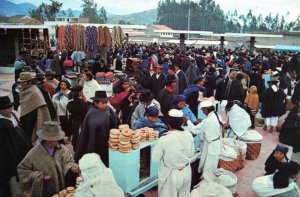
[90,91,108,102]
[166,75,177,82]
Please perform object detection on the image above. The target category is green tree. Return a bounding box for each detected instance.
[119,20,126,24]
[98,6,107,23]
[67,8,74,17]
[81,0,98,23]
[29,0,63,21]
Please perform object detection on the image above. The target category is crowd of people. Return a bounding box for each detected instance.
[1,42,300,197]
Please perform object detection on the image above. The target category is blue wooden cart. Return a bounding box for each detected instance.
[109,135,201,197]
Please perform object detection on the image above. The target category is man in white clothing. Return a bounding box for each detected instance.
[152,109,195,197]
[225,100,252,138]
[187,100,223,173]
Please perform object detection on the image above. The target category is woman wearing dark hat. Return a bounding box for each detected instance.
[52,80,72,143]
[152,109,194,197]
[279,105,300,152]
[261,76,287,132]
[265,144,289,175]
[0,96,31,197]
[66,85,89,148]
[75,91,119,167]
[18,121,79,197]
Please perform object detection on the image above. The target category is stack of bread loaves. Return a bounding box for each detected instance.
[108,129,120,150]
[131,130,141,149]
[75,176,83,188]
[119,125,133,153]
[54,186,75,197]
[139,127,159,141]
[108,125,160,153]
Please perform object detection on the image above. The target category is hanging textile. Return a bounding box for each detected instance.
[104,26,112,48]
[112,26,125,48]
[64,25,71,50]
[85,26,98,54]
[97,26,105,47]
[58,25,65,50]
[74,25,86,51]
[70,24,76,50]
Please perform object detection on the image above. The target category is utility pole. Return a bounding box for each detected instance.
[188,8,190,40]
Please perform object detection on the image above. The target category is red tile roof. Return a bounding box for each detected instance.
[153,25,173,30]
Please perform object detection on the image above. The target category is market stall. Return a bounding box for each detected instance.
[108,125,201,196]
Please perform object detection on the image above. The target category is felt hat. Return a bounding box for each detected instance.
[0,96,13,110]
[140,89,153,103]
[275,144,288,155]
[90,91,108,102]
[18,72,35,82]
[168,109,184,117]
[174,94,186,103]
[166,75,177,82]
[37,121,65,141]
[45,70,55,76]
[146,106,159,117]
[35,73,45,80]
[200,100,214,109]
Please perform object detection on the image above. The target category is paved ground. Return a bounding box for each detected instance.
[1,72,299,197]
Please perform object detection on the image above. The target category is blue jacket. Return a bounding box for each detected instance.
[182,106,197,123]
[135,117,168,136]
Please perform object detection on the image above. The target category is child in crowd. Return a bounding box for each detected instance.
[265,144,289,175]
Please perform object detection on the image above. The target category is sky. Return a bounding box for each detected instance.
[8,0,300,21]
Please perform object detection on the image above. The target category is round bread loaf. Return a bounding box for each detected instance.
[110,129,120,135]
[119,124,129,130]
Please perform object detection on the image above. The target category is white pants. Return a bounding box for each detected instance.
[264,117,278,127]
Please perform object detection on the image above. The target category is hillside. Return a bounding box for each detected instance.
[107,9,157,25]
[0,0,36,17]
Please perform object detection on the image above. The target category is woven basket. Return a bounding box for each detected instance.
[245,142,261,160]
[218,157,238,172]
[236,153,246,170]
